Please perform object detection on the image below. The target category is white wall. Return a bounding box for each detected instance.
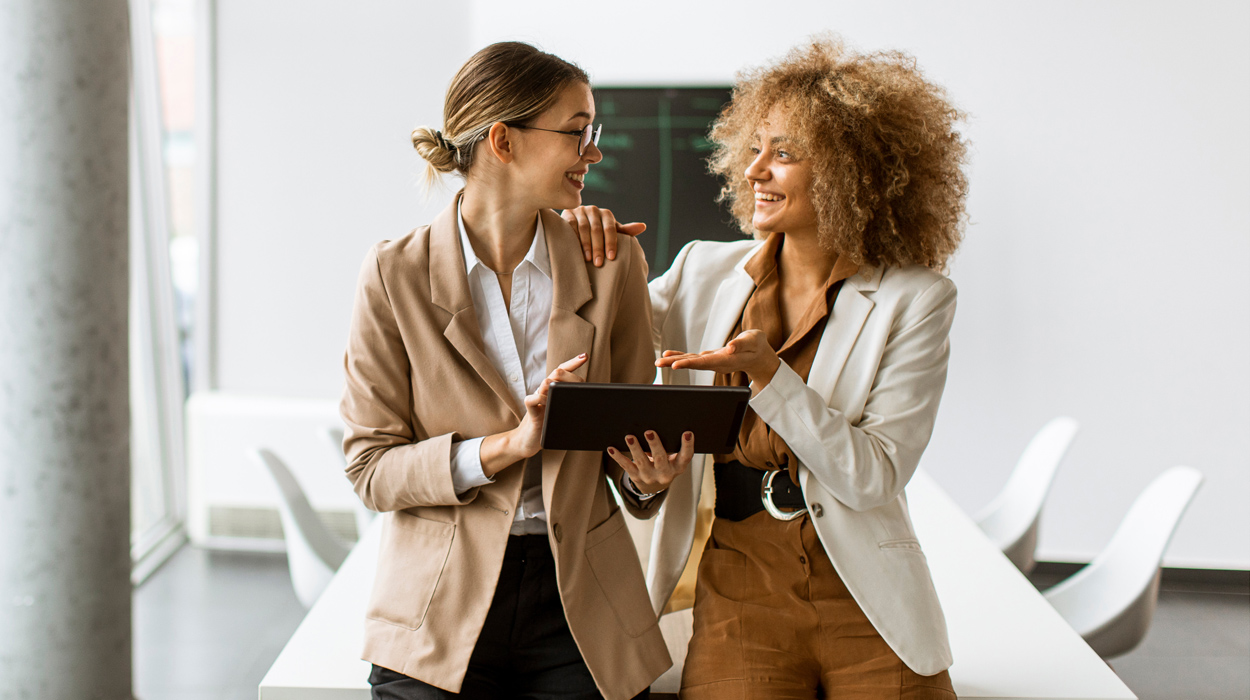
[204,0,1249,568]
[194,1,474,541]
[212,0,471,399]
[471,0,1250,568]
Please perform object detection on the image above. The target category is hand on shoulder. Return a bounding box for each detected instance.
[560,205,646,267]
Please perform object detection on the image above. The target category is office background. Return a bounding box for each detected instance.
[194,0,1248,570]
[2,1,1246,698]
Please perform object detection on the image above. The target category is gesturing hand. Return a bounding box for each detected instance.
[655,329,782,387]
[606,430,695,496]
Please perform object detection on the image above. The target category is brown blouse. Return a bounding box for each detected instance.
[714,232,859,481]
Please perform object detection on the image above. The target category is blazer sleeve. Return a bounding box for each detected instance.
[339,243,476,512]
[603,236,668,519]
[749,275,957,512]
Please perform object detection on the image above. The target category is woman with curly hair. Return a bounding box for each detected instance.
[563,35,969,698]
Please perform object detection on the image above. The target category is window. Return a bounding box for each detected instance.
[129,0,196,583]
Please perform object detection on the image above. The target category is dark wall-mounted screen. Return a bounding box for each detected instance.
[587,87,746,277]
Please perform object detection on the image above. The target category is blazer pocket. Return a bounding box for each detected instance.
[878,538,924,552]
[584,510,657,638]
[366,513,455,631]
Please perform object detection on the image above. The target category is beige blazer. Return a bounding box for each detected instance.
[645,239,957,676]
[340,195,671,698]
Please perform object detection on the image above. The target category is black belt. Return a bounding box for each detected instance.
[714,460,807,522]
[503,534,551,561]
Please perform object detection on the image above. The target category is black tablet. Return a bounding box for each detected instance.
[540,382,752,454]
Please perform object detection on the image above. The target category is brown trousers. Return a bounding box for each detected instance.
[680,512,956,700]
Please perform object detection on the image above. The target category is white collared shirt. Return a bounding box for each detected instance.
[448,201,553,536]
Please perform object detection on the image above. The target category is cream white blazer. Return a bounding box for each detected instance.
[644,239,956,676]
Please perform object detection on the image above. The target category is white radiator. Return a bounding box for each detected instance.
[186,392,360,550]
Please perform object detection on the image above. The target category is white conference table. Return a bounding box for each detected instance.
[260,471,1136,699]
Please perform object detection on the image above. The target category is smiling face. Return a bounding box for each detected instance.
[509,81,602,212]
[745,104,819,239]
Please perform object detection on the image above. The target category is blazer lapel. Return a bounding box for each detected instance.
[539,210,596,503]
[807,265,882,402]
[693,253,758,386]
[429,193,523,419]
[542,209,596,378]
[443,312,523,419]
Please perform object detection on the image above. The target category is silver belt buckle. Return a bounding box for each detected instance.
[761,470,806,521]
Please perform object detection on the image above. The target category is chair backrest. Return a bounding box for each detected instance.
[250,448,350,607]
[321,426,346,467]
[320,425,376,539]
[1045,465,1203,646]
[977,417,1080,555]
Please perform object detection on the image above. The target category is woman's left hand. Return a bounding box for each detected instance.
[606,430,695,496]
[655,329,782,387]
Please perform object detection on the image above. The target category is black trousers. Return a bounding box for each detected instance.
[370,534,650,700]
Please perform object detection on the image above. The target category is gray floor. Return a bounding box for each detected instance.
[133,545,1250,700]
[133,547,308,700]
[1109,591,1249,700]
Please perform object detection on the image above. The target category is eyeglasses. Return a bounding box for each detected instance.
[504,122,602,157]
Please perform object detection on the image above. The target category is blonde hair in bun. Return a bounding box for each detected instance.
[411,126,460,184]
[413,41,588,185]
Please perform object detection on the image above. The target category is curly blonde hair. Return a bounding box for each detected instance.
[708,35,970,271]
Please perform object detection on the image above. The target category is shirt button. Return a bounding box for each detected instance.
[811,503,824,517]
[509,373,519,383]
[553,523,563,543]
[799,555,807,565]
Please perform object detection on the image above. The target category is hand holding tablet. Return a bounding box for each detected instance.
[540,382,752,495]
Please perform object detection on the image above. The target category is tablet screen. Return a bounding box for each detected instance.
[540,383,751,454]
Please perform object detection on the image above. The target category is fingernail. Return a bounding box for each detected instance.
[594,256,603,266]
[607,447,616,455]
[607,251,615,260]
[684,432,692,441]
[578,353,586,358]
[626,436,635,445]
[646,431,656,440]
[584,251,591,261]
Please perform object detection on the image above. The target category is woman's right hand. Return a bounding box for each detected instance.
[561,206,646,267]
[480,354,588,477]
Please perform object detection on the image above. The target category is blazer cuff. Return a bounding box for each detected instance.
[399,432,477,507]
[615,468,667,517]
[749,359,803,423]
[449,437,493,495]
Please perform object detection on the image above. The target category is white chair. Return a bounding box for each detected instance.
[321,425,377,540]
[249,448,351,608]
[976,417,1080,573]
[1044,465,1204,659]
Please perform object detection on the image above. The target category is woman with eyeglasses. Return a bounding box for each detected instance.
[563,36,969,698]
[340,42,691,700]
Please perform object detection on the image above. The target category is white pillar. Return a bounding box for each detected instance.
[0,1,132,697]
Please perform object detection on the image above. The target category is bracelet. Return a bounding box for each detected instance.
[622,474,661,501]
